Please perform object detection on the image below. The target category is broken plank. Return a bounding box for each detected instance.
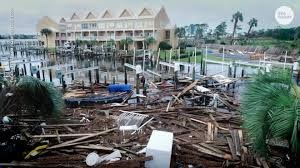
[31,133,96,138]
[226,137,238,160]
[48,128,117,149]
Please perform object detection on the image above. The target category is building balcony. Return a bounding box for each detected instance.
[97,36,108,41]
[133,36,145,41]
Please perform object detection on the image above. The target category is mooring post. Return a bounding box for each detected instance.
[200,54,203,75]
[49,69,52,82]
[95,69,100,84]
[42,69,45,81]
[43,49,46,59]
[136,73,140,103]
[23,60,27,75]
[241,68,245,78]
[70,66,74,81]
[124,67,128,84]
[174,70,178,90]
[88,70,92,85]
[112,76,116,84]
[29,63,33,76]
[228,64,232,77]
[233,63,237,78]
[193,50,196,80]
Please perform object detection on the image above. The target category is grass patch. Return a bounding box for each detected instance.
[158,50,236,63]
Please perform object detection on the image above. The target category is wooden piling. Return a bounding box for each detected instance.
[29,63,33,76]
[88,70,92,84]
[136,73,140,103]
[70,66,74,81]
[124,67,128,84]
[23,61,27,75]
[49,69,52,82]
[95,70,100,83]
[241,69,245,78]
[174,71,178,90]
[233,63,237,78]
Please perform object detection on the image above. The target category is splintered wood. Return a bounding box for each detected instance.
[1,78,265,168]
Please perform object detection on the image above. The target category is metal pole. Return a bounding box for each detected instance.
[9,8,15,71]
[222,46,225,74]
[143,50,145,74]
[156,48,160,71]
[136,73,140,103]
[133,47,136,66]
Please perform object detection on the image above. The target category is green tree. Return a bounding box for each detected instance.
[241,70,300,156]
[197,23,209,39]
[214,22,227,39]
[144,36,156,49]
[175,27,186,39]
[158,41,172,50]
[120,37,133,50]
[247,18,258,38]
[294,26,300,41]
[231,11,243,44]
[107,39,115,47]
[40,28,52,48]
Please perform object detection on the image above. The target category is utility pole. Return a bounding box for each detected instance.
[9,8,15,72]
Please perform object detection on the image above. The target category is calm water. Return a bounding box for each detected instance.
[0,39,258,88]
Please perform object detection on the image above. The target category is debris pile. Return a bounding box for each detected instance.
[0,77,285,167]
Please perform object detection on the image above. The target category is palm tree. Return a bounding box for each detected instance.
[241,69,300,157]
[0,76,63,118]
[231,11,243,44]
[144,36,156,49]
[195,23,209,39]
[40,28,52,48]
[120,37,133,50]
[247,18,258,39]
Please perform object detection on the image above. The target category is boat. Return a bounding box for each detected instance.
[64,91,132,107]
[64,84,133,107]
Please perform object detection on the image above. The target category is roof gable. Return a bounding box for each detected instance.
[59,17,66,23]
[86,12,96,19]
[70,13,80,20]
[119,9,132,17]
[102,10,112,18]
[139,8,152,16]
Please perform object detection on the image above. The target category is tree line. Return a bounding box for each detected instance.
[176,11,300,45]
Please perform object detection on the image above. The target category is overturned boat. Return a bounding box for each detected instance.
[64,84,132,107]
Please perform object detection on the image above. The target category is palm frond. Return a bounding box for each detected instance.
[16,76,63,116]
[241,69,300,156]
[16,76,64,117]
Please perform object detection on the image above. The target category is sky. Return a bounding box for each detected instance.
[0,0,299,34]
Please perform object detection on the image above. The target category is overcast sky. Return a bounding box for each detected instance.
[0,0,299,34]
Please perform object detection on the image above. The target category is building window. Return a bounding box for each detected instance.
[165,30,170,39]
[81,23,89,29]
[98,23,105,29]
[90,23,97,29]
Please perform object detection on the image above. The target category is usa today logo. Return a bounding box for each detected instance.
[275,6,294,25]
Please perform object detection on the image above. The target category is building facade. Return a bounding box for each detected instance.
[36,7,177,50]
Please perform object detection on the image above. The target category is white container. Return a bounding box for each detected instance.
[86,152,101,166]
[145,130,173,168]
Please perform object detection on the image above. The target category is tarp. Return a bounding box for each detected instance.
[108,84,132,93]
